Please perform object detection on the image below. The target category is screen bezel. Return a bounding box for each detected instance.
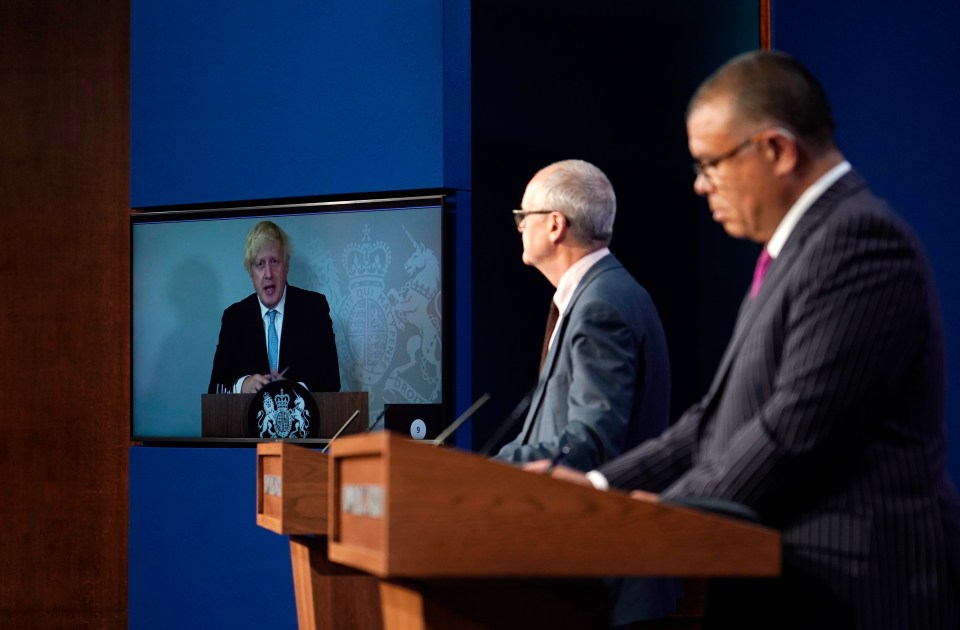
[130,193,452,445]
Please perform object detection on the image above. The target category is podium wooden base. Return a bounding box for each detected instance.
[378,578,610,630]
[290,536,382,630]
[256,443,381,629]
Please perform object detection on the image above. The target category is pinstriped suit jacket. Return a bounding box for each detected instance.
[599,171,960,628]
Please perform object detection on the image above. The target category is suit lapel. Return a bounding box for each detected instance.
[245,293,270,370]
[699,170,868,412]
[277,284,295,368]
[520,255,621,444]
[541,256,619,374]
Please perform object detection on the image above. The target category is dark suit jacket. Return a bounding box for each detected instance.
[208,284,340,394]
[496,254,671,471]
[496,254,679,623]
[599,171,960,628]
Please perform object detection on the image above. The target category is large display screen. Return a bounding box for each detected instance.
[132,196,446,440]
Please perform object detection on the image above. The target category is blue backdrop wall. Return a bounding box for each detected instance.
[131,0,465,206]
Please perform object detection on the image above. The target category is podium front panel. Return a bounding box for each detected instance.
[256,442,329,535]
[203,391,369,439]
[328,432,781,580]
[335,456,387,553]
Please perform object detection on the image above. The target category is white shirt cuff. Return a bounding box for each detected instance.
[585,470,610,491]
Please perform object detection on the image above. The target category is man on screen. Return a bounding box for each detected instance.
[208,220,340,394]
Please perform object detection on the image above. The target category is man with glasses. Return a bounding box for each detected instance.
[532,51,960,628]
[496,159,678,625]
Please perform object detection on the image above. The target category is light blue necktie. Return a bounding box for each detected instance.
[267,309,279,373]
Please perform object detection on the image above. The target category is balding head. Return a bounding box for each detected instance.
[523,159,616,248]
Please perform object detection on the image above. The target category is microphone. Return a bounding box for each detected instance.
[367,407,388,432]
[430,393,492,446]
[478,386,535,456]
[320,409,361,455]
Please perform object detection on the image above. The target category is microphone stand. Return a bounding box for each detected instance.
[478,386,534,456]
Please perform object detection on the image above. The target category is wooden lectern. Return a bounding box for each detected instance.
[257,442,382,630]
[326,432,781,629]
[202,391,368,438]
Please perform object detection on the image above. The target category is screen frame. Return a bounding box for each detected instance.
[130,193,452,445]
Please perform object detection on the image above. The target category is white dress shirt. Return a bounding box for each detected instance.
[546,247,611,351]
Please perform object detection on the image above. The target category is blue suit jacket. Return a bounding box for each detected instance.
[600,171,960,628]
[496,253,678,623]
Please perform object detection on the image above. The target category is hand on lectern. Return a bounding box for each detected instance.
[241,366,290,394]
[241,373,271,393]
[523,459,592,486]
[629,489,660,503]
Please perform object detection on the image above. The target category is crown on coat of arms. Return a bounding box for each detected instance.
[343,225,390,282]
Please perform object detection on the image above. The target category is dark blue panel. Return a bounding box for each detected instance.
[469,0,760,447]
[452,191,472,449]
[773,0,960,485]
[443,0,471,190]
[129,447,297,629]
[132,0,444,206]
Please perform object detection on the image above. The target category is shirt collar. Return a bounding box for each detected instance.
[766,161,851,258]
[553,247,610,314]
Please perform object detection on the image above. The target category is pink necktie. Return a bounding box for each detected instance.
[750,249,773,299]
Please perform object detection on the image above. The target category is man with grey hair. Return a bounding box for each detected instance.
[496,159,678,624]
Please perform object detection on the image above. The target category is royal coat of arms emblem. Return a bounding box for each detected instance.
[247,380,320,439]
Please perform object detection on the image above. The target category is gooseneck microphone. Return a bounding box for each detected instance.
[367,407,388,432]
[320,409,361,454]
[430,393,492,446]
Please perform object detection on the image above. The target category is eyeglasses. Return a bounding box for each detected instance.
[512,209,555,227]
[692,134,763,180]
[692,127,797,181]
